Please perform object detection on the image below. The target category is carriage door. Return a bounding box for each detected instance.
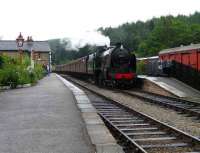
[181,53,190,81]
[198,52,200,72]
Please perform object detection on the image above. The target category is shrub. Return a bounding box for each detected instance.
[0,56,4,68]
[0,65,19,88]
[0,55,45,88]
[29,69,37,84]
[17,66,31,84]
[34,64,45,80]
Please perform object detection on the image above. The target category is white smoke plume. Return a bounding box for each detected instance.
[67,30,110,49]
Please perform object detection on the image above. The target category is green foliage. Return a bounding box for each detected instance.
[22,55,31,66]
[17,66,31,85]
[136,17,200,56]
[34,64,45,80]
[0,64,19,88]
[0,55,45,88]
[136,60,146,75]
[48,39,97,64]
[48,39,77,65]
[99,12,200,57]
[0,56,4,68]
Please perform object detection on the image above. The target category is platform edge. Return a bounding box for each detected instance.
[56,74,124,153]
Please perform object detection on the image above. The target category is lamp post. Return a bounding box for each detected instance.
[16,33,24,63]
[27,36,34,69]
[48,51,51,73]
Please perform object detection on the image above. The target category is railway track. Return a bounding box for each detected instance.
[93,100,200,153]
[121,90,200,119]
[63,75,200,119]
[62,76,200,153]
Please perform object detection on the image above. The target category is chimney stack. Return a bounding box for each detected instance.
[27,36,33,42]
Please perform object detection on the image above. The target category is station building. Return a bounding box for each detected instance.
[0,33,51,66]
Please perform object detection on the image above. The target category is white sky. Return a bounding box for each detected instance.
[0,0,199,46]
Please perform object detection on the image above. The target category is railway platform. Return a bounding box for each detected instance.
[0,73,122,153]
[139,75,200,100]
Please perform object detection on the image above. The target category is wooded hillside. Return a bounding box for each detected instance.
[49,12,200,64]
[99,12,200,57]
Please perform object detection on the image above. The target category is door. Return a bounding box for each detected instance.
[198,52,200,71]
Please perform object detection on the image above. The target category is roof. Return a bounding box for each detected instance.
[0,40,51,52]
[137,56,158,61]
[159,43,200,55]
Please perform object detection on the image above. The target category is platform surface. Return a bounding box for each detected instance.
[0,74,94,153]
[139,75,200,99]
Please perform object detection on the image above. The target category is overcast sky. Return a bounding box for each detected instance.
[0,0,199,45]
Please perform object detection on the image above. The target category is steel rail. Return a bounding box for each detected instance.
[121,90,200,119]
[61,75,200,153]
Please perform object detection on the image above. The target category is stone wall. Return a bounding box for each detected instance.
[141,79,176,97]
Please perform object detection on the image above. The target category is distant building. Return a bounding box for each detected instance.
[0,33,51,66]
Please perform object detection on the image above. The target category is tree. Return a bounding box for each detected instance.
[48,39,98,65]
[99,12,200,57]
[50,12,200,64]
[48,39,76,64]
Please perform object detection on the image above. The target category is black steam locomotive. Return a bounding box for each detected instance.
[55,43,137,87]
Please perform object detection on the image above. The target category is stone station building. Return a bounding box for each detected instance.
[0,33,51,66]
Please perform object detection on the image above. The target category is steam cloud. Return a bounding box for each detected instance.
[69,30,110,49]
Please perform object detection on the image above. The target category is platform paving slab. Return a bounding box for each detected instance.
[82,112,104,125]
[96,144,124,153]
[56,74,124,153]
[0,73,95,153]
[80,108,97,113]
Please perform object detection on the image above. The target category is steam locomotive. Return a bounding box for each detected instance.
[55,43,137,87]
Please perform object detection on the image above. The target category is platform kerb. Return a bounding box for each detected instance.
[56,74,124,153]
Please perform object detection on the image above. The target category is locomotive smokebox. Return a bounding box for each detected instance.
[111,44,130,65]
